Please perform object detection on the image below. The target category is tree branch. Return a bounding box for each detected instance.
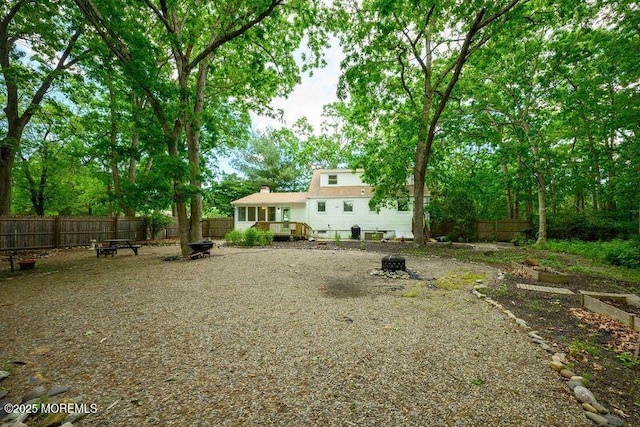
[188,0,284,70]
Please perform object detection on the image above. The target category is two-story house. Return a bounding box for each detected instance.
[231,168,420,240]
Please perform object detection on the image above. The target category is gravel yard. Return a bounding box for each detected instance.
[1,244,589,426]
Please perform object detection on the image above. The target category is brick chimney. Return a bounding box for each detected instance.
[260,185,271,194]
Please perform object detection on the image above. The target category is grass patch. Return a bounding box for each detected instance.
[436,270,485,290]
[401,291,418,298]
[569,340,601,357]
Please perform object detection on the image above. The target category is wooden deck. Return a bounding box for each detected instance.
[253,221,312,240]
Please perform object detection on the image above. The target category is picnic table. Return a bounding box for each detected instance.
[96,239,141,257]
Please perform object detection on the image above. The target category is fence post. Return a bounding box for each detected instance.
[54,216,62,248]
[114,215,119,238]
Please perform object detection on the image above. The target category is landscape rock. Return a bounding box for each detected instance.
[0,371,9,381]
[560,369,575,379]
[573,385,597,404]
[21,385,47,402]
[581,402,598,413]
[584,411,609,426]
[591,402,608,414]
[567,379,582,391]
[64,411,88,424]
[0,389,8,399]
[41,411,67,427]
[604,413,627,427]
[552,353,567,363]
[47,385,71,397]
[549,361,564,372]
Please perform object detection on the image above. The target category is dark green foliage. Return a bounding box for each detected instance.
[144,212,173,239]
[604,236,640,269]
[546,213,635,241]
[244,228,260,247]
[540,237,640,270]
[224,228,274,247]
[430,193,477,241]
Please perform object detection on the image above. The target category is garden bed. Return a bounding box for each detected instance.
[579,291,640,332]
[510,260,569,284]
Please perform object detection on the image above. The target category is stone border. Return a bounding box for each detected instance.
[0,369,92,426]
[472,285,628,427]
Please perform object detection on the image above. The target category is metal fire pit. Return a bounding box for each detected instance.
[188,241,214,259]
[381,255,406,272]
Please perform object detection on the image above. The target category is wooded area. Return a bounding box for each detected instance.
[1,0,638,248]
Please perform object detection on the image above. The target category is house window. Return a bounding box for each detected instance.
[248,206,256,221]
[268,206,276,221]
[317,201,326,212]
[237,207,246,221]
[258,207,266,221]
[343,201,354,212]
[328,174,338,185]
[397,198,410,212]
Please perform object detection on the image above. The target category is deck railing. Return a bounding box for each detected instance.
[253,221,312,239]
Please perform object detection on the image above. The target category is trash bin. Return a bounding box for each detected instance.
[351,225,361,240]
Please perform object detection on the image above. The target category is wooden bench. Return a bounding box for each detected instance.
[96,246,117,257]
[2,249,19,271]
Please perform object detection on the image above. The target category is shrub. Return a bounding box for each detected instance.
[244,227,260,247]
[541,236,640,269]
[144,212,173,239]
[603,237,640,269]
[225,230,243,246]
[258,230,274,246]
[546,212,634,241]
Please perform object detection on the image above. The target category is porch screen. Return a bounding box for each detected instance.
[237,207,246,221]
[258,207,266,221]
[248,207,256,221]
[268,207,276,221]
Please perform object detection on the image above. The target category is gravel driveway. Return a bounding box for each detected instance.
[1,245,588,426]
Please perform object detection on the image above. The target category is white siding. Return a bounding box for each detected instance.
[306,198,412,239]
[320,171,363,187]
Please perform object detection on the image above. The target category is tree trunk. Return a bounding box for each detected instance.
[412,142,428,245]
[107,72,121,216]
[0,129,22,215]
[502,163,513,219]
[531,141,547,244]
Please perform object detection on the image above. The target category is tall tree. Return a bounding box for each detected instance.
[0,0,87,215]
[74,0,326,255]
[336,0,522,245]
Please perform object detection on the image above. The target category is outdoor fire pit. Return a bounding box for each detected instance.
[188,241,214,259]
[382,255,406,272]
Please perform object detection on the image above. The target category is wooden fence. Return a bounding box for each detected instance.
[161,218,234,239]
[0,216,147,250]
[1,216,234,250]
[431,219,532,242]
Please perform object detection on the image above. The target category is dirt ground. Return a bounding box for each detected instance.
[0,241,596,426]
[323,239,640,426]
[0,241,640,426]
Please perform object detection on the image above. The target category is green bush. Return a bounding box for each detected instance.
[604,237,640,269]
[541,236,640,269]
[244,228,259,246]
[258,230,274,246]
[546,213,634,241]
[144,212,174,239]
[225,229,274,247]
[225,230,243,246]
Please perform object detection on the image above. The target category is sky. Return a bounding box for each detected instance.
[250,37,344,134]
[218,38,344,175]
